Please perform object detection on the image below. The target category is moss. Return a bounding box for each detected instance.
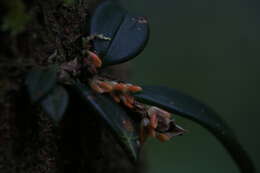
[1,0,30,35]
[63,0,75,6]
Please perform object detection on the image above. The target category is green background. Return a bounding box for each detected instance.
[121,0,259,172]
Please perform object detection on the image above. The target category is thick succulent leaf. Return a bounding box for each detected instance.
[134,86,254,173]
[90,0,149,66]
[41,85,69,122]
[25,66,57,102]
[72,82,140,161]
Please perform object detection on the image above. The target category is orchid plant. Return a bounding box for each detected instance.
[25,1,254,173]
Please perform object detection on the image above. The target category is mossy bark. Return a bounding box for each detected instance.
[0,0,144,172]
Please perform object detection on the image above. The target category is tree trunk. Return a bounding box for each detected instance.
[0,0,144,172]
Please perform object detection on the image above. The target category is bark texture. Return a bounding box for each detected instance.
[0,0,144,172]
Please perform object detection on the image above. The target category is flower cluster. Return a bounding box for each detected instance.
[89,77,142,108]
[140,106,185,144]
[83,35,185,144]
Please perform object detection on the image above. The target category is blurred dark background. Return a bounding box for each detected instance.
[121,0,260,173]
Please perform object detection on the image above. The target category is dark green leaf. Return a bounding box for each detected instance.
[41,85,69,122]
[90,0,149,66]
[134,85,254,173]
[25,66,57,102]
[73,82,140,161]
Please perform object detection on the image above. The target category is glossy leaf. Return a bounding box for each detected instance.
[25,66,57,102]
[41,85,69,122]
[90,0,149,66]
[72,82,140,160]
[134,85,254,173]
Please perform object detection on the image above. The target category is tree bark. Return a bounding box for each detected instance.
[0,0,144,172]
